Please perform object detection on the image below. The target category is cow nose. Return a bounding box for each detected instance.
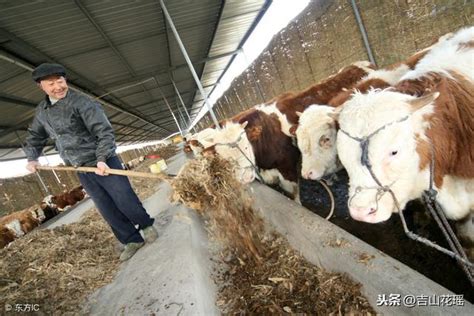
[303,170,313,179]
[349,206,377,221]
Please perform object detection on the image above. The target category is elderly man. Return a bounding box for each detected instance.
[24,63,158,261]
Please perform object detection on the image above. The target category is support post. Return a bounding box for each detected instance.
[154,78,183,136]
[350,0,377,66]
[159,0,221,129]
[170,77,197,133]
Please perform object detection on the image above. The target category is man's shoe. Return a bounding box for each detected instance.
[142,225,159,243]
[119,242,144,262]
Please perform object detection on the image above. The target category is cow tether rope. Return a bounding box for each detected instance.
[213,130,264,182]
[317,178,335,220]
[213,130,335,217]
[340,117,474,284]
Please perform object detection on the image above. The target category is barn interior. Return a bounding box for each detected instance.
[1,0,473,314]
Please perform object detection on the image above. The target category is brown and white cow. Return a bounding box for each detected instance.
[294,31,454,181]
[0,206,44,248]
[335,27,473,232]
[187,128,218,157]
[200,61,375,199]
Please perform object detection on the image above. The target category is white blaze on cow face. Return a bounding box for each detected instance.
[296,105,341,180]
[205,122,256,184]
[337,90,437,223]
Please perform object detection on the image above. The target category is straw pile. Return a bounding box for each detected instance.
[171,155,374,314]
[0,209,118,315]
[147,143,181,160]
[216,234,374,314]
[172,156,264,262]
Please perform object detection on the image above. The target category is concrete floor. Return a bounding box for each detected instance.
[43,152,218,316]
[43,150,474,315]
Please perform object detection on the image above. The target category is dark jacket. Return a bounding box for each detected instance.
[25,89,116,166]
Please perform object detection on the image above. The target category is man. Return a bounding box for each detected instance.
[24,63,158,261]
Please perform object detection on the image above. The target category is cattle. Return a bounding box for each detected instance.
[259,61,375,136]
[43,185,86,211]
[294,32,454,181]
[0,206,43,248]
[334,25,473,249]
[0,185,86,249]
[187,128,218,157]
[204,110,300,198]
[0,226,15,248]
[200,61,375,199]
[40,202,60,221]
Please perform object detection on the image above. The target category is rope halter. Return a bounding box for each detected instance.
[340,113,474,279]
[213,129,263,182]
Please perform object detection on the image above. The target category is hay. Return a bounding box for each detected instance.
[171,155,374,314]
[216,234,375,315]
[147,144,181,160]
[0,153,170,314]
[172,156,265,262]
[0,210,118,315]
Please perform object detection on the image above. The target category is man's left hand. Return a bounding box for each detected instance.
[95,161,110,176]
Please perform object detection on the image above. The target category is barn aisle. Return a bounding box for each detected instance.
[79,151,217,315]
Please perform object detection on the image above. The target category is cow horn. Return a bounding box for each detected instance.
[327,108,341,121]
[409,92,440,111]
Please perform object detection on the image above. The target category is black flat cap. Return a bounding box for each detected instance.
[32,63,66,82]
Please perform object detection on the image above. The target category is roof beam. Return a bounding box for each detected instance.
[187,0,272,126]
[59,19,227,60]
[0,125,27,132]
[0,48,171,135]
[102,50,240,90]
[161,3,173,74]
[121,83,215,107]
[0,26,171,134]
[0,92,37,108]
[75,0,166,130]
[75,0,137,77]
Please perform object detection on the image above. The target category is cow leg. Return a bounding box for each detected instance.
[293,188,301,205]
[260,169,280,185]
[278,176,300,204]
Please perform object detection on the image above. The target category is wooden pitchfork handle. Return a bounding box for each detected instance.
[37,165,174,182]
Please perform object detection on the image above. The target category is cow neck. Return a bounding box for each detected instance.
[214,129,263,182]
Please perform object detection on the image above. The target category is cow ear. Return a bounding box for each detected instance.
[409,92,440,112]
[240,121,248,129]
[289,124,298,136]
[327,108,340,121]
[296,111,303,117]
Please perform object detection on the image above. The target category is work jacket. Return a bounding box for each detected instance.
[25,89,116,166]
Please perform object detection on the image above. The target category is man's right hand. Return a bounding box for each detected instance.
[26,160,40,173]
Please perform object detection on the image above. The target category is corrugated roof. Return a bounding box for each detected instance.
[0,0,270,161]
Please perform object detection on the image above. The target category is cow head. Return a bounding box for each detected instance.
[295,105,341,180]
[337,89,438,223]
[202,121,256,184]
[189,128,218,157]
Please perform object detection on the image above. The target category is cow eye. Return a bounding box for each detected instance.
[390,150,398,156]
[319,135,331,147]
